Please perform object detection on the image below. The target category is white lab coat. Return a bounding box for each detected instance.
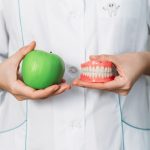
[0,0,150,150]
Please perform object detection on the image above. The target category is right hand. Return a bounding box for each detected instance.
[0,41,71,101]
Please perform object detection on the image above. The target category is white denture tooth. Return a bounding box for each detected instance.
[90,72,93,78]
[106,67,108,72]
[103,73,105,78]
[109,67,112,72]
[90,67,93,73]
[98,67,102,73]
[85,67,88,72]
[92,72,95,78]
[97,73,99,78]
[101,73,104,77]
[95,73,97,78]
[107,67,110,72]
[90,72,92,77]
[101,67,105,72]
[96,66,99,73]
[89,72,92,78]
[83,68,85,72]
[82,68,84,72]
[109,73,112,77]
[98,73,101,78]
[99,73,101,78]
[95,67,97,73]
[105,72,108,78]
[89,66,92,72]
[83,67,85,72]
[108,72,111,77]
[83,68,85,73]
[104,72,107,78]
[104,67,107,72]
[107,67,109,72]
[87,67,89,72]
[102,72,105,78]
[92,67,95,73]
[106,72,109,78]
[107,72,109,78]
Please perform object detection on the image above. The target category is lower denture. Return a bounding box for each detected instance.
[80,60,115,83]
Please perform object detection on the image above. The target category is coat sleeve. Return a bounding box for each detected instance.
[0,0,9,64]
[148,0,150,26]
[0,0,8,98]
[147,0,150,51]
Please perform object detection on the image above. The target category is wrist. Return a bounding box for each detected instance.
[138,52,150,75]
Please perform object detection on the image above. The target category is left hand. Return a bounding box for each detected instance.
[73,52,147,95]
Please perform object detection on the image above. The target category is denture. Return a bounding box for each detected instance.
[80,60,115,83]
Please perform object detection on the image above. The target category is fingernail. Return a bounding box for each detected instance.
[67,85,71,90]
[90,55,97,60]
[28,41,35,46]
[54,85,60,90]
[73,80,78,85]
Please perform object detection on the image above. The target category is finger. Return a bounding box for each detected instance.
[31,85,61,99]
[52,83,71,95]
[89,54,124,77]
[14,95,27,101]
[11,41,36,66]
[73,76,125,91]
[12,80,60,100]
[108,89,129,96]
[89,54,112,61]
[89,54,118,66]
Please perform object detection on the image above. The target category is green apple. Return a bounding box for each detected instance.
[21,50,65,89]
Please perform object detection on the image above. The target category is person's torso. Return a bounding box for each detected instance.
[0,0,150,150]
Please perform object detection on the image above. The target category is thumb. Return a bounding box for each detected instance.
[11,41,36,66]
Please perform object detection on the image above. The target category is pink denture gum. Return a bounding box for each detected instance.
[80,60,115,83]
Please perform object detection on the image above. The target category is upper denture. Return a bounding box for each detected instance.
[80,60,115,83]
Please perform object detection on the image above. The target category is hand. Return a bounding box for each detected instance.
[73,52,147,95]
[0,41,71,100]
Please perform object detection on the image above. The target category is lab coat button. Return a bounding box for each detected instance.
[69,11,78,19]
[68,66,78,74]
[69,120,82,129]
